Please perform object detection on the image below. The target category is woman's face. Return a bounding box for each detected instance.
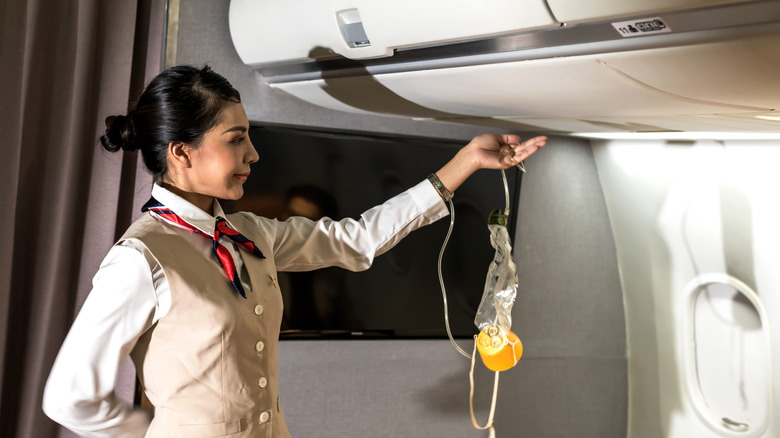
[178,101,259,209]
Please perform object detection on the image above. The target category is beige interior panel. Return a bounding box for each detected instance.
[599,32,780,110]
[272,80,390,117]
[372,54,769,116]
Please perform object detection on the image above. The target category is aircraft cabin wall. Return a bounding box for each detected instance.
[594,140,779,438]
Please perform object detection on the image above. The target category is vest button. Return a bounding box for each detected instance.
[254,304,264,316]
[259,411,270,423]
[258,377,268,388]
[255,341,265,352]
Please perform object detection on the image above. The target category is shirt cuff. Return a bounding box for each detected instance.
[408,179,451,223]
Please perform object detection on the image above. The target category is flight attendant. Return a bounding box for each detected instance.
[42,65,547,437]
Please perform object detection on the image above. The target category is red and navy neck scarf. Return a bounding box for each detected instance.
[142,197,265,298]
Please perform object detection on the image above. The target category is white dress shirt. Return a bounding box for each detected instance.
[43,180,448,437]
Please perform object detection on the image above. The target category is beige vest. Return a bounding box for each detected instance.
[123,213,290,438]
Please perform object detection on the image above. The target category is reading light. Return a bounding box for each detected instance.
[571,132,780,141]
[755,114,780,122]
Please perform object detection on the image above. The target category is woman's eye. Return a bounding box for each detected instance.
[232,136,245,145]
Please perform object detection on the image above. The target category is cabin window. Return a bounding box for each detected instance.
[687,277,771,436]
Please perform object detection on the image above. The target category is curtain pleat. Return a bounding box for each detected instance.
[0,1,164,437]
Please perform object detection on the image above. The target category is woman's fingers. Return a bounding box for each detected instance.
[503,136,548,170]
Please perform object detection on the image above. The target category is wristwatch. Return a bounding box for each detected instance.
[427,173,454,202]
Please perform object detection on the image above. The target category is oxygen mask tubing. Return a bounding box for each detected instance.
[437,163,524,437]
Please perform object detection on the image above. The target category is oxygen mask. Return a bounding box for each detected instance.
[437,166,525,437]
[474,208,522,371]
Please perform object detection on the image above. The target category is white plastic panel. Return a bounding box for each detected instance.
[546,0,758,24]
[269,30,780,133]
[270,80,390,117]
[372,31,780,116]
[593,140,780,438]
[371,57,770,118]
[228,0,558,67]
[599,32,780,111]
[273,54,768,120]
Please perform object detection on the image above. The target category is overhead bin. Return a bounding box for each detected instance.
[228,0,559,67]
[271,30,780,133]
[371,31,779,115]
[229,0,780,133]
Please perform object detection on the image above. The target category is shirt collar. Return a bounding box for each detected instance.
[150,183,228,236]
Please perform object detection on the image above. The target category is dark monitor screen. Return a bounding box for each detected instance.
[226,126,522,339]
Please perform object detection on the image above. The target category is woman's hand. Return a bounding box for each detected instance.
[435,134,547,193]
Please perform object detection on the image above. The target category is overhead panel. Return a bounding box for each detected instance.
[368,54,770,118]
[232,0,780,133]
[273,34,778,121]
[228,0,558,67]
[598,32,780,110]
[272,28,780,133]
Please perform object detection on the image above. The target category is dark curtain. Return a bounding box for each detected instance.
[0,0,166,436]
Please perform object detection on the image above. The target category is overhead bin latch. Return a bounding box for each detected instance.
[337,9,371,48]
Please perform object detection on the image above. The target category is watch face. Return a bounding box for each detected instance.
[428,174,452,201]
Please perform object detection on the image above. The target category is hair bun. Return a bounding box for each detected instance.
[100,114,137,152]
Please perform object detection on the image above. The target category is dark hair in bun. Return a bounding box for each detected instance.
[99,65,241,176]
[100,115,136,152]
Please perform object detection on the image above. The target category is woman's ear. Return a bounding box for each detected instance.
[168,141,192,169]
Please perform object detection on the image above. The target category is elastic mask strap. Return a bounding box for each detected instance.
[469,337,500,437]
